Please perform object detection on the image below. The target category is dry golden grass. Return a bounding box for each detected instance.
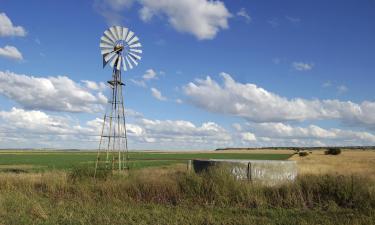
[214,149,296,154]
[291,150,375,179]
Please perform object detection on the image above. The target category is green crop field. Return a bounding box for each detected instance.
[0,151,292,172]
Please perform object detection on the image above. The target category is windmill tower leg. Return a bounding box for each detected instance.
[94,68,128,177]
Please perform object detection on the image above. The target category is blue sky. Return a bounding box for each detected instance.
[0,0,375,150]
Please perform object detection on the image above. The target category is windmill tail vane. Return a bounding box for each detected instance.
[94,26,142,177]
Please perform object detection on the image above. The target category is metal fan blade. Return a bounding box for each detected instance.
[130,48,142,54]
[125,56,133,69]
[103,56,109,68]
[128,54,138,66]
[129,52,141,60]
[128,36,139,45]
[129,42,142,48]
[116,55,122,71]
[109,26,119,41]
[104,51,116,62]
[110,54,119,68]
[104,30,117,44]
[115,26,123,41]
[101,35,115,46]
[100,41,113,49]
[122,56,127,71]
[125,31,134,42]
[101,48,113,55]
[121,27,128,40]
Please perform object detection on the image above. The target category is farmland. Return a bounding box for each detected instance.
[0,149,375,224]
[0,150,292,172]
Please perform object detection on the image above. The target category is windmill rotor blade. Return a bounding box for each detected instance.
[128,52,141,61]
[110,54,119,68]
[129,42,142,48]
[116,55,122,71]
[101,48,113,55]
[104,51,116,62]
[102,53,115,68]
[100,41,113,49]
[128,36,139,45]
[104,30,117,44]
[121,27,128,40]
[128,54,138,66]
[130,48,142,54]
[103,56,109,68]
[100,35,114,46]
[125,56,133,69]
[115,26,123,41]
[122,56,127,71]
[125,31,134,42]
[109,26,119,41]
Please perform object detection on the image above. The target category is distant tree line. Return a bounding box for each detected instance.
[215,146,375,151]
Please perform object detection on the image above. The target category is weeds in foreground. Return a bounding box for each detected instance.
[0,168,374,225]
[1,167,374,210]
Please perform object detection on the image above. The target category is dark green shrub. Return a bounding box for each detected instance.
[325,148,342,155]
[299,152,309,157]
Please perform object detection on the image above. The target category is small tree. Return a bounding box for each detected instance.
[325,148,342,155]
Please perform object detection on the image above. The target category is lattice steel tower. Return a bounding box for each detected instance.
[95,26,142,176]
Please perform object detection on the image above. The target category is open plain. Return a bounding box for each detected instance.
[0,149,374,225]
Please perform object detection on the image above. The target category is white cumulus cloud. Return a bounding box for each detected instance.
[183,72,375,128]
[133,119,232,148]
[96,0,231,40]
[1,107,375,149]
[236,8,251,23]
[240,132,256,142]
[151,87,167,101]
[337,85,348,94]
[131,69,159,88]
[0,71,107,113]
[0,12,26,37]
[242,122,375,146]
[0,45,23,60]
[292,62,314,71]
[94,0,134,25]
[0,107,233,149]
[0,107,102,149]
[82,80,107,91]
[142,69,157,80]
[285,16,300,24]
[139,0,231,40]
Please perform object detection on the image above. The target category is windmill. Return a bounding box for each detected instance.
[94,26,142,176]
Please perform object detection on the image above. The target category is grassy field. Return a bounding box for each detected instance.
[291,149,375,180]
[0,165,374,225]
[1,149,375,224]
[0,151,292,172]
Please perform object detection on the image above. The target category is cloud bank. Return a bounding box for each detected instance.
[0,71,107,113]
[184,73,375,128]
